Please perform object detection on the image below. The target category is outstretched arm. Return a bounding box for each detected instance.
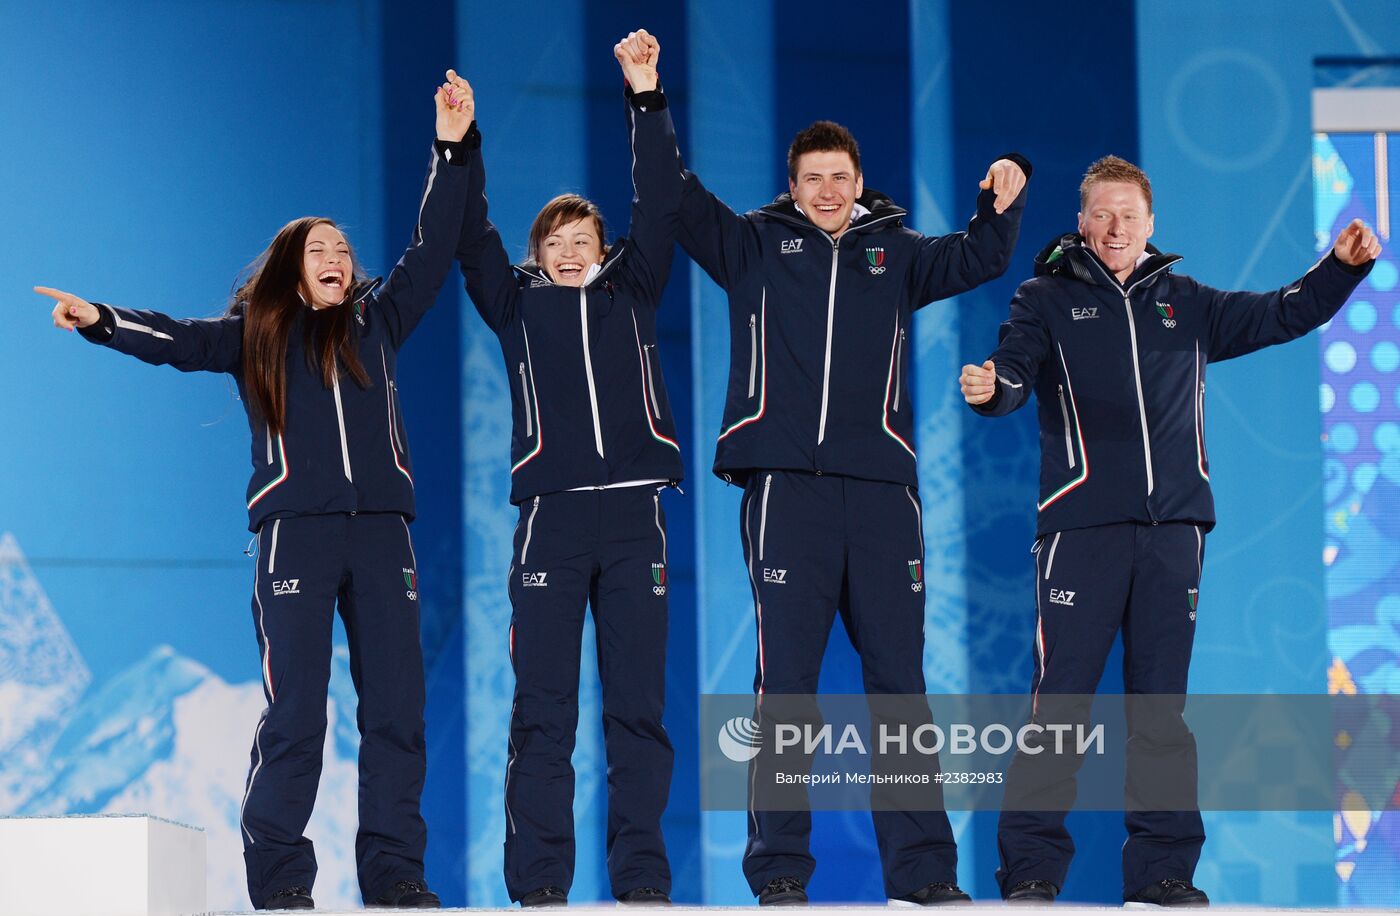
[962,284,1049,417]
[376,70,476,347]
[1205,218,1380,362]
[38,285,242,374]
[911,155,1031,306]
[612,28,685,302]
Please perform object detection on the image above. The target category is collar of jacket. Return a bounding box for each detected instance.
[760,188,906,237]
[1034,233,1181,290]
[513,238,630,287]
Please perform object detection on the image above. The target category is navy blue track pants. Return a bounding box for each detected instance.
[740,470,956,899]
[996,521,1206,899]
[504,486,674,901]
[241,512,428,909]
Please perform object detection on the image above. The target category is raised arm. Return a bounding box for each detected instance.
[612,29,685,302]
[453,81,521,333]
[910,155,1031,306]
[39,285,242,374]
[375,70,476,348]
[1205,218,1380,362]
[962,283,1050,417]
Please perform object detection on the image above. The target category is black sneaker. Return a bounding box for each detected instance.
[1125,879,1209,908]
[758,876,808,906]
[1006,880,1058,904]
[889,882,973,906]
[263,885,315,910]
[369,878,441,908]
[521,886,569,908]
[618,887,672,906]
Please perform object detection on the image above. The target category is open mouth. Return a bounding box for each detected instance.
[555,264,583,280]
[318,269,345,290]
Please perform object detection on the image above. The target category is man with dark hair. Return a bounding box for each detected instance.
[675,120,1030,905]
[960,155,1380,906]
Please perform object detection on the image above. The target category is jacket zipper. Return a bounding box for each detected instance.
[521,495,541,564]
[1058,385,1075,469]
[1081,256,1175,500]
[759,473,773,561]
[331,371,353,482]
[518,362,533,437]
[579,288,605,458]
[1120,289,1154,495]
[893,326,905,413]
[643,344,662,419]
[747,313,758,398]
[817,241,840,443]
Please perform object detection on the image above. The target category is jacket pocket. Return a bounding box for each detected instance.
[1057,385,1075,470]
[747,311,758,399]
[644,344,663,419]
[518,361,534,437]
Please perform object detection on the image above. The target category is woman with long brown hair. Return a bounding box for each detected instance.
[36,71,477,912]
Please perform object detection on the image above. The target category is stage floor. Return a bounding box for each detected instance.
[201,907,1399,914]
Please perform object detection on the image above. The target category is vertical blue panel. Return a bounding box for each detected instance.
[908,0,977,891]
[1137,1,1400,906]
[948,2,1140,903]
[686,0,775,904]
[581,3,699,902]
[770,2,912,901]
[378,1,466,904]
[457,4,603,904]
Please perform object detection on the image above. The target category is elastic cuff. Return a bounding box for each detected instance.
[997,151,1033,180]
[1330,249,1372,276]
[434,122,480,165]
[626,86,667,111]
[971,381,1003,414]
[78,303,116,342]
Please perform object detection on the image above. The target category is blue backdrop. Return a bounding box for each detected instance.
[2,0,1398,910]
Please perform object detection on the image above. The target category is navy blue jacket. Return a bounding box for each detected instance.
[678,162,1028,488]
[79,141,470,532]
[973,234,1372,535]
[458,91,685,504]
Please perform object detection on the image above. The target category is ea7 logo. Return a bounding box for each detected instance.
[521,572,549,588]
[763,568,788,585]
[1071,307,1098,320]
[780,238,804,254]
[1048,588,1076,606]
[272,579,300,596]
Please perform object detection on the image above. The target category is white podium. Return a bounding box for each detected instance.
[0,815,205,916]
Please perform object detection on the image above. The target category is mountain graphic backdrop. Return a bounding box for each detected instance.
[0,532,362,910]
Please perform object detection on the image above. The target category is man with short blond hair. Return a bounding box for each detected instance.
[960,155,1380,906]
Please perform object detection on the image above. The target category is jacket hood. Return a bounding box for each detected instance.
[1033,233,1178,286]
[761,187,905,230]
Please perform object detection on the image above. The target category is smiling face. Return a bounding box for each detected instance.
[301,221,352,308]
[1078,180,1154,284]
[789,149,864,238]
[539,216,605,287]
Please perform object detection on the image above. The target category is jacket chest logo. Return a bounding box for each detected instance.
[1156,301,1176,329]
[1071,307,1098,320]
[780,238,804,254]
[353,301,365,326]
[866,247,886,275]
